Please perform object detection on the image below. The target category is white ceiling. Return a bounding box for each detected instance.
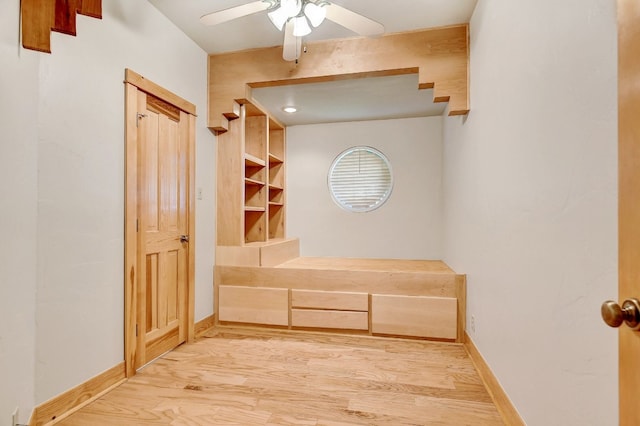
[147,0,477,125]
[252,74,447,126]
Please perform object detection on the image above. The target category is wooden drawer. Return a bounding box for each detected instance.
[291,289,368,311]
[291,309,369,330]
[219,285,288,326]
[371,294,457,339]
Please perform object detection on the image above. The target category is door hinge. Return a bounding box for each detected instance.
[136,324,138,337]
[136,113,147,127]
[136,219,139,232]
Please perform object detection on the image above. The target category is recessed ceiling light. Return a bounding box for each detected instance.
[282,106,298,113]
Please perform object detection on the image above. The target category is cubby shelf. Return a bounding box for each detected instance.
[245,177,266,186]
[244,153,265,167]
[244,206,266,212]
[269,153,284,164]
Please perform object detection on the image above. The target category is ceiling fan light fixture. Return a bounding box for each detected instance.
[268,7,289,31]
[268,0,303,31]
[292,15,312,37]
[304,2,326,27]
[282,0,303,16]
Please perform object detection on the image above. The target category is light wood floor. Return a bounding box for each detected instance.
[58,328,504,425]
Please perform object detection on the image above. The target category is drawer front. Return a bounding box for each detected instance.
[291,309,369,330]
[291,289,368,311]
[219,285,288,326]
[371,294,457,339]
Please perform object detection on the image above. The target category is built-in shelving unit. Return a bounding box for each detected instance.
[268,117,286,241]
[243,105,268,244]
[217,101,292,250]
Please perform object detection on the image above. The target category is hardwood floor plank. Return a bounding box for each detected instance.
[58,328,503,425]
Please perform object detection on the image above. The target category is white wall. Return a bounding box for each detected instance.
[287,117,443,259]
[442,1,618,424]
[0,0,216,421]
[0,1,39,422]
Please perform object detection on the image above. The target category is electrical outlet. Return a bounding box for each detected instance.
[470,315,476,333]
[12,407,18,426]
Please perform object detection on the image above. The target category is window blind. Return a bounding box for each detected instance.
[328,147,393,212]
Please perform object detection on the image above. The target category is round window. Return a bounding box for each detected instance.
[328,146,393,212]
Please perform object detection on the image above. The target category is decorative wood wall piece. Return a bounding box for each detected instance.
[21,0,102,53]
[53,0,78,36]
[208,25,470,133]
[77,0,102,19]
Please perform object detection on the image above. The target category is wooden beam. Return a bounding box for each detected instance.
[208,25,470,133]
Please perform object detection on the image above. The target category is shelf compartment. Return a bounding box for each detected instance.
[269,153,284,164]
[268,203,285,240]
[244,206,266,212]
[245,179,266,208]
[244,153,265,167]
[269,184,283,205]
[245,114,267,162]
[245,163,266,183]
[269,161,284,188]
[269,125,285,159]
[245,210,267,243]
[245,177,265,186]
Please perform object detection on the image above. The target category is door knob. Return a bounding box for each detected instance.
[179,235,189,243]
[601,298,640,330]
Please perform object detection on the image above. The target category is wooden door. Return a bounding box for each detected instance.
[135,93,190,369]
[124,69,196,377]
[618,1,640,424]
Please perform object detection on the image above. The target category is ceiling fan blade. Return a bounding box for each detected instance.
[200,0,270,26]
[325,3,384,37]
[283,20,301,61]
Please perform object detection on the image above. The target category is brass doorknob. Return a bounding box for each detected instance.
[601,298,640,330]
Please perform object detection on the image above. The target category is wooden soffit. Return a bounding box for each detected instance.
[208,24,469,133]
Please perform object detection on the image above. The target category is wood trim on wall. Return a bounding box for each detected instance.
[124,69,196,116]
[208,25,470,133]
[455,275,467,343]
[464,332,526,426]
[195,314,217,337]
[30,363,125,426]
[123,81,138,378]
[123,69,197,378]
[187,113,197,341]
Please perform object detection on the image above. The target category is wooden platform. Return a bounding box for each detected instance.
[215,257,466,342]
[57,328,504,425]
[276,257,455,273]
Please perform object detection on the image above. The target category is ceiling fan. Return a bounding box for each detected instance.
[200,0,385,62]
